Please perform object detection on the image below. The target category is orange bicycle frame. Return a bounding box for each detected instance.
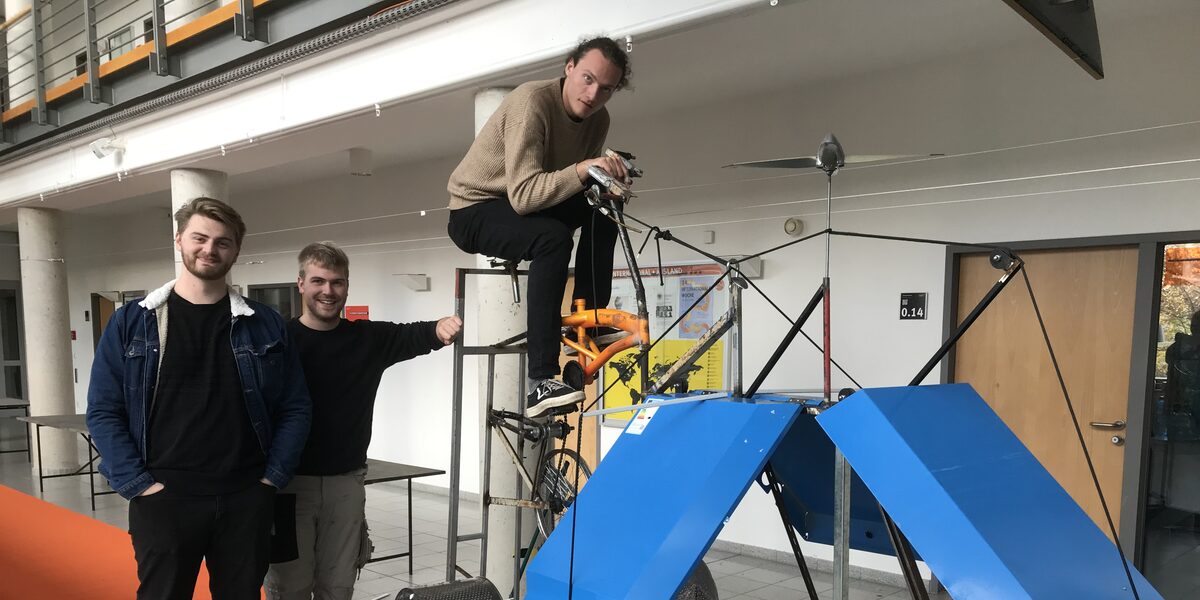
[561,299,650,385]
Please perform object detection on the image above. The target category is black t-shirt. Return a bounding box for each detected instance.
[147,292,264,495]
[289,318,442,476]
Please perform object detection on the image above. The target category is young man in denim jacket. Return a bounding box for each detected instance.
[87,197,311,600]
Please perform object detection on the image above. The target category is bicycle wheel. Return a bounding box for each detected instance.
[536,447,592,527]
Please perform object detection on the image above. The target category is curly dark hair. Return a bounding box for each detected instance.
[565,36,632,90]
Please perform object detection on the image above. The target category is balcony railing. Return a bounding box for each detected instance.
[2,0,259,125]
[0,0,456,157]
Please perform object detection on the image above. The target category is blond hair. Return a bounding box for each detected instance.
[298,241,349,278]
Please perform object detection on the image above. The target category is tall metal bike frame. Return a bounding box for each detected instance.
[445,267,531,584]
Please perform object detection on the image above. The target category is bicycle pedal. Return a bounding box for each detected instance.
[562,361,586,391]
[545,404,579,418]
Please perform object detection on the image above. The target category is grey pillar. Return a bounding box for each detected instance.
[472,87,537,597]
[169,168,228,278]
[17,207,78,476]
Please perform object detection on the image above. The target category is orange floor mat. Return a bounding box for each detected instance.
[0,484,224,599]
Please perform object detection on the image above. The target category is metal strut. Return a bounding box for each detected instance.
[764,463,820,600]
[446,267,531,583]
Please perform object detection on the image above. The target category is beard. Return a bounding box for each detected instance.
[182,252,233,281]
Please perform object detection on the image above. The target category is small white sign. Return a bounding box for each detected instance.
[626,405,659,435]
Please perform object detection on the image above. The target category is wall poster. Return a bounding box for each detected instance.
[600,262,731,425]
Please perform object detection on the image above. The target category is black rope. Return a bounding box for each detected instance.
[618,207,867,392]
[739,275,864,390]
[828,229,1003,251]
[1020,268,1140,600]
[733,227,831,264]
[621,211,728,266]
[636,225,667,286]
[566,206,604,600]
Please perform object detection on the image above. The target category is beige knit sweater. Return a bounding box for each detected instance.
[447,78,609,215]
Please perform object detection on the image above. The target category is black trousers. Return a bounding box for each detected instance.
[448,192,618,379]
[128,482,276,600]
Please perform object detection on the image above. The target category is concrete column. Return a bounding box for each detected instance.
[169,168,228,278]
[17,207,78,476]
[472,87,537,596]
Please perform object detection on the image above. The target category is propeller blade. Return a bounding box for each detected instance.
[722,156,819,169]
[844,153,942,164]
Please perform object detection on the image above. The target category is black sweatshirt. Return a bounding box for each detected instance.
[288,318,443,475]
[148,292,264,495]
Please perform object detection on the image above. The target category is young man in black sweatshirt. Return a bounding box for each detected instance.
[264,241,461,600]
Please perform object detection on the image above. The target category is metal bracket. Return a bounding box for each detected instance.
[82,0,111,105]
[147,53,181,78]
[30,108,60,127]
[148,0,177,77]
[234,0,269,43]
[31,0,52,127]
[82,83,113,105]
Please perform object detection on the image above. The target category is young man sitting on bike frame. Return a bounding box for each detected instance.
[446,36,634,417]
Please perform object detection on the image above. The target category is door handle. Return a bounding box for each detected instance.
[1089,420,1126,430]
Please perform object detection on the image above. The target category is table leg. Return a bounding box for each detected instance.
[408,478,414,576]
[85,434,96,512]
[35,424,44,494]
[24,407,31,462]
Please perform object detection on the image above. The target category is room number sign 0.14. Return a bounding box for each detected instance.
[900,293,927,320]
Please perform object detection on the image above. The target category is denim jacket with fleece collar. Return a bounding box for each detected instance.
[86,280,311,499]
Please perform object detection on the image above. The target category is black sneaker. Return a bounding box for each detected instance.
[527,379,585,418]
[562,326,631,356]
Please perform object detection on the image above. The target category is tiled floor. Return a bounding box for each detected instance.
[0,451,920,599]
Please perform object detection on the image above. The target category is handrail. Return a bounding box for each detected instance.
[2,0,274,124]
[0,7,31,34]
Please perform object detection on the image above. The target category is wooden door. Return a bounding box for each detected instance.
[91,293,117,351]
[953,246,1138,536]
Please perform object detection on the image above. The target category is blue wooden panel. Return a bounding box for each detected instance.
[817,384,1162,600]
[771,412,899,556]
[525,396,801,600]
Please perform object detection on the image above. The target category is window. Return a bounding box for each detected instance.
[143,18,154,44]
[1144,241,1200,593]
[107,27,134,62]
[75,52,87,76]
[0,288,23,401]
[248,284,303,320]
[120,290,146,306]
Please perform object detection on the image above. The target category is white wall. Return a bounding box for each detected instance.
[53,3,1200,577]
